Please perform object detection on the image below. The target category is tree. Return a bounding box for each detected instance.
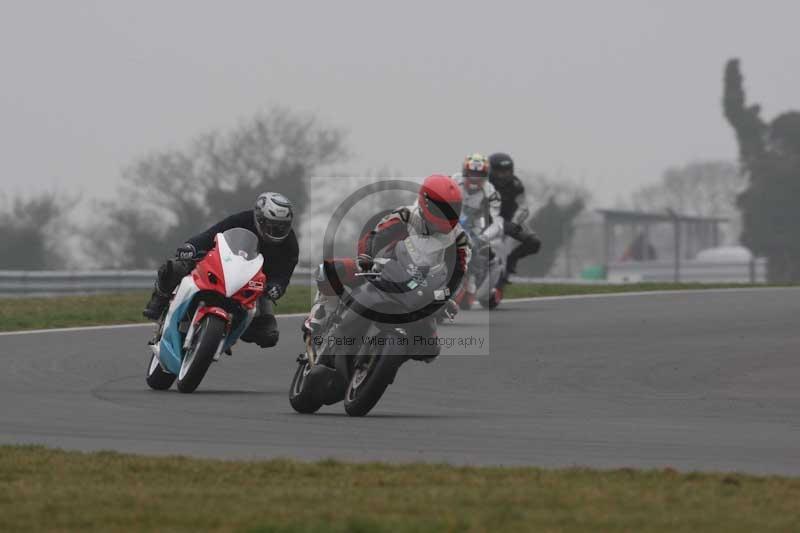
[723,59,800,282]
[86,108,348,268]
[515,174,589,277]
[631,160,744,218]
[0,193,71,269]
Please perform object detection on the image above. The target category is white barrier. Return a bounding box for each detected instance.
[0,267,315,296]
[606,259,767,283]
[0,261,767,297]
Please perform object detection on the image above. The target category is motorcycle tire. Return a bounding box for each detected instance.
[289,359,325,414]
[343,335,405,417]
[176,315,226,393]
[146,353,175,390]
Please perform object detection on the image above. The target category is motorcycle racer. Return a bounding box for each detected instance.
[142,192,299,349]
[453,153,504,307]
[302,175,470,361]
[488,152,542,278]
[454,153,504,243]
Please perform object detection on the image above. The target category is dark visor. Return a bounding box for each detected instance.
[426,194,461,221]
[256,213,291,239]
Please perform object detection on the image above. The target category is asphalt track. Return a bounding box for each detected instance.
[1,288,798,475]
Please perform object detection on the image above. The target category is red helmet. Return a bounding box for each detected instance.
[418,174,463,233]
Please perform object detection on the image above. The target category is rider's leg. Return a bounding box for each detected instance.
[302,258,359,336]
[454,267,478,310]
[303,290,339,335]
[143,259,194,320]
[408,317,440,362]
[505,229,541,274]
[241,299,280,348]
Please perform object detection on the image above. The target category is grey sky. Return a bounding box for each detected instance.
[2,0,798,206]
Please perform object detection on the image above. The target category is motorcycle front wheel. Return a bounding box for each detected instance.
[343,334,405,417]
[289,350,325,414]
[176,315,227,393]
[145,353,175,390]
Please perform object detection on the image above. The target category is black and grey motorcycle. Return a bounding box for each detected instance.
[290,234,454,417]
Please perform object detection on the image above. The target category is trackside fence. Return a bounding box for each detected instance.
[0,268,315,297]
[0,261,767,297]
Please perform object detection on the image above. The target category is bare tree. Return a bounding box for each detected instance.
[631,160,744,218]
[0,193,73,269]
[515,173,590,277]
[85,108,348,268]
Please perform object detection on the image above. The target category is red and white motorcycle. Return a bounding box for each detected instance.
[146,228,266,393]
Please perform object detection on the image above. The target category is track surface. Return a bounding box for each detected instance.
[1,288,798,474]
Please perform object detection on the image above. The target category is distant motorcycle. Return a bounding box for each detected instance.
[457,211,507,309]
[146,228,266,393]
[290,234,453,416]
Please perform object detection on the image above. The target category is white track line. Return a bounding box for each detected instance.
[1,287,795,337]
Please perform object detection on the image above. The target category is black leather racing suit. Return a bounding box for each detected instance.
[489,175,541,275]
[152,210,299,347]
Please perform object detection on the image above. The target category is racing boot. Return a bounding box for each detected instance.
[301,305,325,338]
[142,283,171,320]
[302,293,341,368]
[301,293,332,338]
[488,287,503,309]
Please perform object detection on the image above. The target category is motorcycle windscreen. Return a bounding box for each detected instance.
[220,228,260,260]
[217,228,264,297]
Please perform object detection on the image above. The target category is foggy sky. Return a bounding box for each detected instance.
[2,0,799,206]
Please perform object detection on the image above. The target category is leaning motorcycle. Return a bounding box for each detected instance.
[146,228,266,393]
[290,234,452,417]
[458,210,506,309]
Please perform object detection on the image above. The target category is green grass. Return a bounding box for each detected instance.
[500,281,782,299]
[0,283,788,332]
[0,446,798,532]
[0,285,317,332]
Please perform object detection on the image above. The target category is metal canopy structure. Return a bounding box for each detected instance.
[596,209,729,282]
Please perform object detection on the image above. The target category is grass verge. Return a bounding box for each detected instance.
[0,285,317,332]
[1,283,790,332]
[0,445,798,532]
[500,281,785,299]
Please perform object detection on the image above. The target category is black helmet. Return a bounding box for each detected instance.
[489,153,514,183]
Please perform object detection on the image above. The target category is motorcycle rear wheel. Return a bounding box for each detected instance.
[176,315,226,393]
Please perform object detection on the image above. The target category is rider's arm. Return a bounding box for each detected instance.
[185,211,250,254]
[446,231,472,295]
[510,179,530,226]
[262,230,299,292]
[481,185,505,241]
[358,208,410,258]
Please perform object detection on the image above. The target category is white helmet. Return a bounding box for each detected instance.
[254,192,293,242]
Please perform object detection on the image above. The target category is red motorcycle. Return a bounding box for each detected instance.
[146,228,266,393]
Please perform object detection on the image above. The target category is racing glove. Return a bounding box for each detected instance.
[266,283,284,301]
[443,299,459,320]
[357,253,374,272]
[176,243,198,260]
